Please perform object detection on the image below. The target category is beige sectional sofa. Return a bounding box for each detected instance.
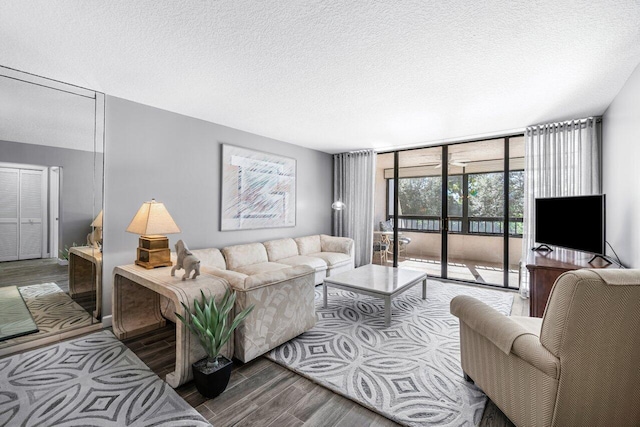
[264,234,355,285]
[181,234,354,363]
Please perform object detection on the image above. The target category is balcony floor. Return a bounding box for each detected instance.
[376,254,520,288]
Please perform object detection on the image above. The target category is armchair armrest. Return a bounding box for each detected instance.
[451,296,560,378]
[511,333,560,379]
[451,295,532,354]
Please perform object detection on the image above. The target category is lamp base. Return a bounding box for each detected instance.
[135,236,172,269]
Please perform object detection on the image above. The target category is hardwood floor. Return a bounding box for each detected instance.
[2,260,520,426]
[0,258,68,290]
[123,325,401,427]
[123,289,525,427]
[0,258,98,351]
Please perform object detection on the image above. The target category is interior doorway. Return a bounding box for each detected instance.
[0,163,48,262]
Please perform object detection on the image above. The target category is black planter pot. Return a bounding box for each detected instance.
[192,355,233,398]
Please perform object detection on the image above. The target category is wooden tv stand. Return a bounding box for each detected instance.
[526,248,617,317]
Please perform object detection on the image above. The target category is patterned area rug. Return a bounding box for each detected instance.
[0,286,38,341]
[267,279,514,427]
[0,330,211,426]
[0,283,93,350]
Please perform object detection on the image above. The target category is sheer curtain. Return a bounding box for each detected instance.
[521,117,602,296]
[333,150,376,267]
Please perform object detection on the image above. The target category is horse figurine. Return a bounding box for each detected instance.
[171,240,200,280]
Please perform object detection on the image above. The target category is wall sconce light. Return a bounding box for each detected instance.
[331,201,346,211]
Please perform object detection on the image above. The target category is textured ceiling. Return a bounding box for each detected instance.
[1,1,639,154]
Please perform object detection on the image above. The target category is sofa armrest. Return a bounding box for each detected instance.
[451,295,533,354]
[241,265,314,291]
[201,266,248,290]
[320,235,354,256]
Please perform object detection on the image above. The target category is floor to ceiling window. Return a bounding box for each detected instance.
[373,135,524,289]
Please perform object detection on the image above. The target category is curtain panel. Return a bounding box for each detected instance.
[521,117,602,296]
[333,150,376,267]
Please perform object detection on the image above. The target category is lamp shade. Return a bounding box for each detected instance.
[126,199,180,236]
[90,210,103,228]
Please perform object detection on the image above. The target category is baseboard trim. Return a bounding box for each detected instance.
[101,315,112,328]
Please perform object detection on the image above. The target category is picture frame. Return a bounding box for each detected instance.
[220,144,296,231]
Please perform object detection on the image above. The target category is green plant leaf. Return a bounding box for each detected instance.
[173,287,254,360]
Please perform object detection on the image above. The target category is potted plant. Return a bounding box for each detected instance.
[175,288,253,398]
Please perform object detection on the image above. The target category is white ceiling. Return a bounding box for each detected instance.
[1,1,639,154]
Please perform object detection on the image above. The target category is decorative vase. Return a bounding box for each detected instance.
[192,355,233,398]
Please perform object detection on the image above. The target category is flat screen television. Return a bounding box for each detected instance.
[535,195,605,255]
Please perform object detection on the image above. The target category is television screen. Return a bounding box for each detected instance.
[535,195,605,254]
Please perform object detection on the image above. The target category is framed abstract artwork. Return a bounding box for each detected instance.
[220,144,296,230]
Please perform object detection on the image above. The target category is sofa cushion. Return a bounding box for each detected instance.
[320,234,354,255]
[241,265,313,291]
[295,235,322,256]
[308,251,352,268]
[189,248,227,270]
[263,238,299,262]
[222,243,269,270]
[233,262,290,276]
[278,255,328,272]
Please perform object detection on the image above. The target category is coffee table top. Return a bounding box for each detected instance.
[324,264,427,295]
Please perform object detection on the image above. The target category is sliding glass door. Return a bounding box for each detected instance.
[375,135,524,289]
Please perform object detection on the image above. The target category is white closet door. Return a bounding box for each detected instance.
[0,168,20,261]
[19,169,44,260]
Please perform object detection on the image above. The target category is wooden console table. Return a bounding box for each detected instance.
[112,264,230,388]
[526,249,617,317]
[69,246,102,319]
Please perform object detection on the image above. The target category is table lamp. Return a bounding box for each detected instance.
[88,210,103,248]
[126,199,180,269]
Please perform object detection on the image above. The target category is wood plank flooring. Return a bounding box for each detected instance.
[0,258,68,290]
[123,325,401,427]
[0,259,98,349]
[2,260,522,426]
[123,288,525,427]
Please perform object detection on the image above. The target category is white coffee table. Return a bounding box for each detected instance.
[323,264,427,327]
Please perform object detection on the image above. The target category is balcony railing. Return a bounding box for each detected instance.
[388,215,524,237]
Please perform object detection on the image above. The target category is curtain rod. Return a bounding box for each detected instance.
[527,116,602,130]
[375,131,525,155]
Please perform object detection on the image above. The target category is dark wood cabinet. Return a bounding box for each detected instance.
[526,249,617,317]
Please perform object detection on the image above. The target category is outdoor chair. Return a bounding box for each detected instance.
[379,220,411,258]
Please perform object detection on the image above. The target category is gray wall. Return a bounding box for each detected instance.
[0,140,103,256]
[102,96,333,317]
[603,61,640,267]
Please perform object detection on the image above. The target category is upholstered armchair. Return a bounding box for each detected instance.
[450,269,640,427]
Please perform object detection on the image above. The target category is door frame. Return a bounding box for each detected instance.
[380,134,523,289]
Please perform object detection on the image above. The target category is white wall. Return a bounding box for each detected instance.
[603,62,640,268]
[102,96,333,316]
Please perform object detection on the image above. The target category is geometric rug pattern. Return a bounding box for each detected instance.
[0,330,211,426]
[268,279,514,427]
[0,286,38,342]
[0,283,93,350]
